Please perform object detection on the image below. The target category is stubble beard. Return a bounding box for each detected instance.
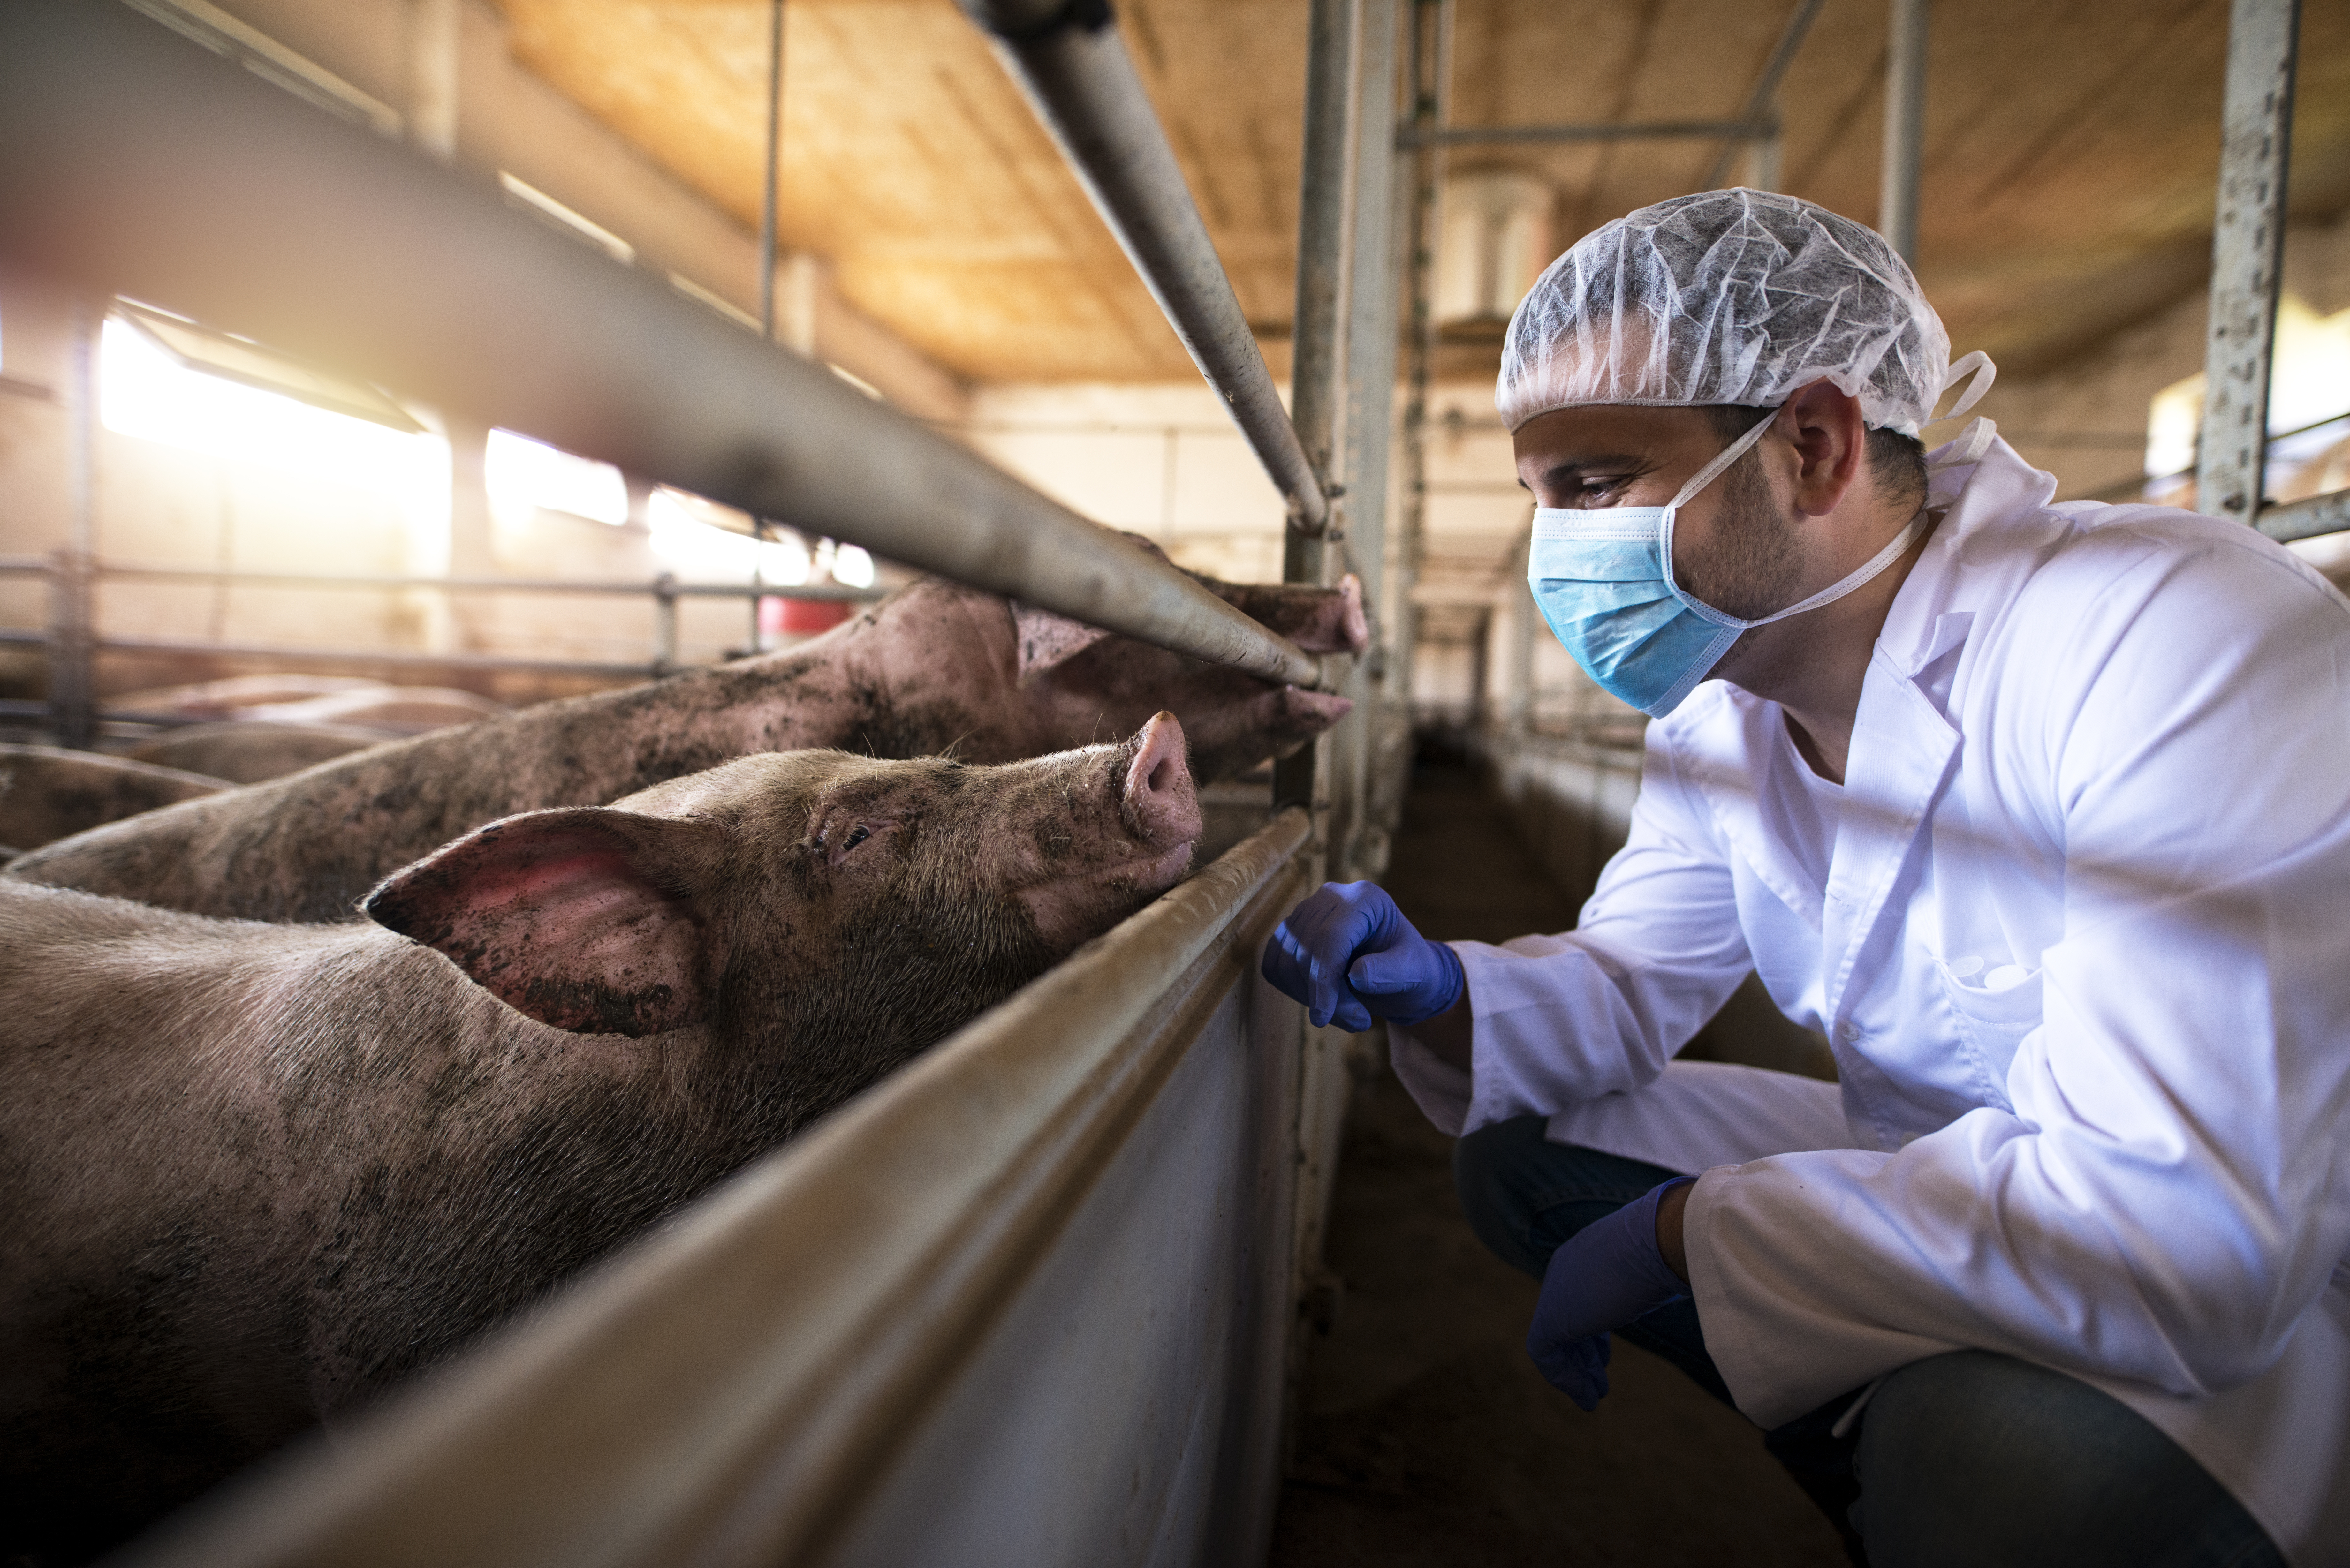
[1674,448,1805,623]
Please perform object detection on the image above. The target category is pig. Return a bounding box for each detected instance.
[0,744,227,850]
[0,715,1202,1567]
[125,721,391,784]
[7,563,1363,924]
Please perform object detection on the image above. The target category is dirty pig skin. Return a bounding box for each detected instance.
[0,716,1201,1567]
[6,560,1361,923]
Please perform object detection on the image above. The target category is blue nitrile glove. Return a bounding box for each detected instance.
[1260,881,1465,1032]
[1527,1177,1696,1410]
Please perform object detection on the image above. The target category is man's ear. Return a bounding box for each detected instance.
[363,807,727,1037]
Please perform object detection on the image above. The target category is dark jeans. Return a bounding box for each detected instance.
[1454,1115,2286,1568]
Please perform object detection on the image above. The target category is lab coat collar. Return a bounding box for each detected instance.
[1817,433,2056,1019]
[1873,433,2061,681]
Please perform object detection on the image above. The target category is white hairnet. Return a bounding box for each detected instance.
[1496,189,1963,437]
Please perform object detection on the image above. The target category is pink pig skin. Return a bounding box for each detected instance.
[6,562,1361,925]
[0,719,1198,1566]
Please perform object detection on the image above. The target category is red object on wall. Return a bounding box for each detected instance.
[761,596,854,637]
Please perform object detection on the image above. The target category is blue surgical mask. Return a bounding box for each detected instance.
[1526,410,1927,717]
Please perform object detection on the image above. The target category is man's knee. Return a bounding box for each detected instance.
[1451,1115,1557,1279]
[1853,1351,2280,1568]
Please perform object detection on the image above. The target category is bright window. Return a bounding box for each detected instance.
[484,429,630,530]
[99,312,441,502]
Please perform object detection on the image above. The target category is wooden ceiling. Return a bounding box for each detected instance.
[499,0,2350,386]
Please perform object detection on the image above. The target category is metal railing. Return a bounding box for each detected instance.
[0,554,888,733]
[0,0,1322,693]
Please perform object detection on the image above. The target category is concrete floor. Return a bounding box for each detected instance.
[1265,758,1848,1568]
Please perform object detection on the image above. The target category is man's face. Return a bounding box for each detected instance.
[1512,403,1801,622]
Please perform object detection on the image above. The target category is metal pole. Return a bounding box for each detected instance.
[53,296,96,750]
[1276,0,1357,817]
[1745,109,1784,192]
[1702,0,1826,191]
[1396,0,1452,726]
[1401,119,1747,148]
[0,0,1320,690]
[1337,0,1400,878]
[956,0,1332,537]
[757,0,783,343]
[1879,0,1928,261]
[2198,0,2300,524]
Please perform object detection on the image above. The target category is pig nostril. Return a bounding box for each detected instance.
[1147,758,1173,795]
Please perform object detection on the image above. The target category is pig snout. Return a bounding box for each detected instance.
[1015,712,1201,951]
[1122,710,1204,854]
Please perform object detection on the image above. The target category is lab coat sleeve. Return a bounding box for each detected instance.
[1396,714,1758,1138]
[1687,532,2350,1426]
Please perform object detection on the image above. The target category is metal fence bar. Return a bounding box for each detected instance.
[2257,486,2350,543]
[2197,0,2301,524]
[1400,119,1747,148]
[1700,0,1827,191]
[0,556,53,576]
[955,0,1332,537]
[1338,0,1402,882]
[92,563,886,601]
[1879,0,1929,262]
[0,0,1319,691]
[95,636,661,681]
[119,810,1313,1568]
[1276,0,1358,817]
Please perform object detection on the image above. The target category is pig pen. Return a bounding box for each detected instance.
[1,0,1403,1558]
[119,810,1322,1568]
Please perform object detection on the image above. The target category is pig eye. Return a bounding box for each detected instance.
[842,825,871,851]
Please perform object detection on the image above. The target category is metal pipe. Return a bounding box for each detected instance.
[1701,0,1827,191]
[956,0,1332,537]
[1335,0,1400,880]
[53,298,97,751]
[0,0,1319,690]
[91,563,885,600]
[1277,0,1357,815]
[1879,0,1928,261]
[2197,0,2301,524]
[2257,486,2348,543]
[757,0,784,342]
[1395,0,1453,719]
[1405,119,1748,149]
[95,636,659,680]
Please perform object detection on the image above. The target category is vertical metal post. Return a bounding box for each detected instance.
[2198,0,2300,523]
[1276,0,1357,819]
[1396,0,1451,727]
[1745,109,1784,192]
[53,297,98,748]
[1880,0,1927,262]
[758,0,785,343]
[653,570,679,674]
[1329,0,1401,880]
[408,0,459,164]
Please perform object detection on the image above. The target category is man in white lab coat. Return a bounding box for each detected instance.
[1263,190,2350,1567]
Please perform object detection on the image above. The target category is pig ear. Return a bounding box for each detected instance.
[363,808,724,1038]
[1012,601,1116,682]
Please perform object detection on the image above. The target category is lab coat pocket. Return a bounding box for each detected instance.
[1935,958,2043,1104]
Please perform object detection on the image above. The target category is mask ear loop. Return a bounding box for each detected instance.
[1923,351,1999,473]
[1657,408,1782,617]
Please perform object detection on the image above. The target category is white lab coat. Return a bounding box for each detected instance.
[1391,436,2350,1565]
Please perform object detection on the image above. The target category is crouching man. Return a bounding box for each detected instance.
[1264,191,2350,1568]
